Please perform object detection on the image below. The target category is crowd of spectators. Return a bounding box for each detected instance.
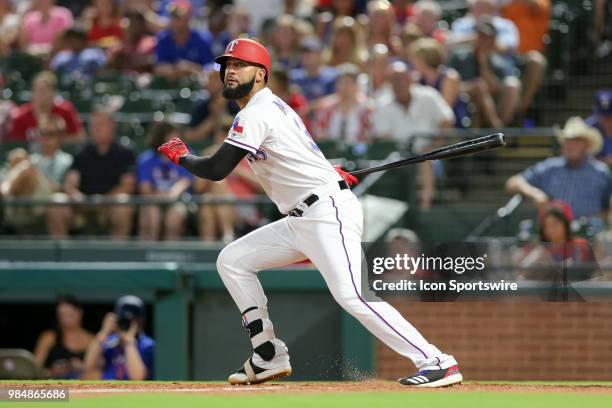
[0,0,609,241]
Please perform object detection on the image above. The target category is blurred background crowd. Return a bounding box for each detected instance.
[0,0,609,246]
[0,0,610,383]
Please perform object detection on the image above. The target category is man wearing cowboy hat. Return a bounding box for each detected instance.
[506,116,611,221]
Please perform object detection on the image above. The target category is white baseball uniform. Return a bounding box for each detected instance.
[217,87,457,371]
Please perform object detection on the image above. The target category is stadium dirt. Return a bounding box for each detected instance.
[6,381,612,396]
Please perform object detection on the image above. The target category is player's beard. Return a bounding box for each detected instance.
[222,76,256,100]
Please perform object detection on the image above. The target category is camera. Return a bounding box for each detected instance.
[114,295,145,332]
[117,309,138,331]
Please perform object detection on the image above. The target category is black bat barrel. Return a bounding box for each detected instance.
[350,133,505,177]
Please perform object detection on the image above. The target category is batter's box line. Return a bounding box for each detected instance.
[70,386,280,394]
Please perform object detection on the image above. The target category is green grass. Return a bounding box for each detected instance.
[3,392,612,408]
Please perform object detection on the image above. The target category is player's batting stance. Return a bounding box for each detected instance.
[158,39,462,387]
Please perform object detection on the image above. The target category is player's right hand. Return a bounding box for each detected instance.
[334,165,359,187]
[158,137,190,165]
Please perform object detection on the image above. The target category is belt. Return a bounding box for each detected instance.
[288,180,349,217]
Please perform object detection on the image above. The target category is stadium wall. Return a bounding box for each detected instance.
[2,263,611,381]
[377,300,612,381]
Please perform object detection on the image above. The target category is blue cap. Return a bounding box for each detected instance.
[594,89,612,115]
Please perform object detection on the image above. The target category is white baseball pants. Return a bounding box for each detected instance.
[216,187,457,370]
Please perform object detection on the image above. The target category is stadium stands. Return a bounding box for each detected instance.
[0,0,610,383]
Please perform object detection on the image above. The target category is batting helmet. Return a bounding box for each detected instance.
[215,38,271,84]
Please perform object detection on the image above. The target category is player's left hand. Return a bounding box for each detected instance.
[158,137,190,165]
[334,165,359,187]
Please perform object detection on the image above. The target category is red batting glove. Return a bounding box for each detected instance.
[334,165,359,187]
[157,137,190,165]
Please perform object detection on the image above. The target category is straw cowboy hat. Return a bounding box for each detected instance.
[554,116,603,155]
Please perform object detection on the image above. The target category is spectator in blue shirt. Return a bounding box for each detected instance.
[506,117,611,221]
[50,27,107,87]
[586,89,612,166]
[289,37,337,103]
[137,121,193,241]
[83,296,154,381]
[154,0,213,81]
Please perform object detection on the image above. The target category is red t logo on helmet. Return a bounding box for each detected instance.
[227,40,238,53]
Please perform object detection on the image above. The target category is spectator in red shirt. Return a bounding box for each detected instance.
[84,0,123,49]
[9,71,85,144]
[517,201,595,281]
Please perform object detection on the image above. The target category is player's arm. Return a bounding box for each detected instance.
[158,137,247,181]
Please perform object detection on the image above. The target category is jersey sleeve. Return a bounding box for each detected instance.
[224,109,269,155]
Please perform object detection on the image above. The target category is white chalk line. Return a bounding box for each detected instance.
[71,386,279,395]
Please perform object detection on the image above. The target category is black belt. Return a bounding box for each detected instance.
[288,180,349,217]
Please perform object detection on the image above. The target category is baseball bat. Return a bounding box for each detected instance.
[350,133,506,177]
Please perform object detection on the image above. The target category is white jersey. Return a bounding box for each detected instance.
[224,87,341,214]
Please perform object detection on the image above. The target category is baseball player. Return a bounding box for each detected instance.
[158,38,462,387]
